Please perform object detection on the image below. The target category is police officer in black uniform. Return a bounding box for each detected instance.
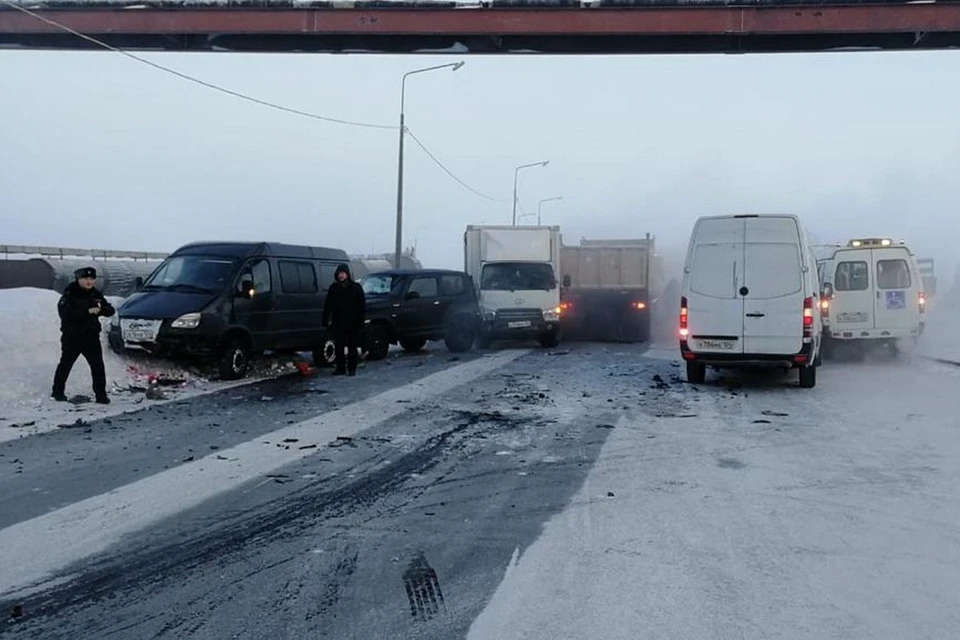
[52,267,115,404]
[322,263,366,376]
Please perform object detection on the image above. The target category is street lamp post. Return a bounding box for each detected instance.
[512,160,549,226]
[537,196,563,226]
[395,61,464,269]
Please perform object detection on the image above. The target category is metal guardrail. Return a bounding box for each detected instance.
[0,245,168,261]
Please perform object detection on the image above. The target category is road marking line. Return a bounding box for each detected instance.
[0,349,528,599]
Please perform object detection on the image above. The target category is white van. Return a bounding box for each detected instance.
[679,214,823,388]
[819,238,925,355]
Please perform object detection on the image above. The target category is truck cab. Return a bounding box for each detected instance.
[464,225,562,349]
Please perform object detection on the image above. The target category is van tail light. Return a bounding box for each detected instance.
[634,301,647,311]
[819,298,830,319]
[919,292,926,313]
[803,297,814,341]
[679,297,689,340]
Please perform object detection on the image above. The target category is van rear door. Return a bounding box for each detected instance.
[741,216,805,355]
[829,249,874,335]
[873,248,918,333]
[686,218,745,354]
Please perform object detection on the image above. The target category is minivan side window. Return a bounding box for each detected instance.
[319,263,339,287]
[251,260,272,294]
[238,259,272,294]
[279,260,319,294]
[440,275,466,297]
[877,259,911,290]
[835,261,869,292]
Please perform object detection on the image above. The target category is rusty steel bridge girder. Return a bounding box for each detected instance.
[1,3,960,53]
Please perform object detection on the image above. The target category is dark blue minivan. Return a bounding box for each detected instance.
[108,242,348,379]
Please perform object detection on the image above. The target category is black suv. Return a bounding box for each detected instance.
[359,269,480,360]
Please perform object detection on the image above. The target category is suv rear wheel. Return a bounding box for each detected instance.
[445,315,476,353]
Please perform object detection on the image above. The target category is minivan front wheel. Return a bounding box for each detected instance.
[219,339,250,380]
[313,338,337,368]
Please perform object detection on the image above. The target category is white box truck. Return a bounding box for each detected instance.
[464,225,562,348]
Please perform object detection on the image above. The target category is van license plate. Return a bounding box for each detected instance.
[121,319,162,343]
[698,339,735,350]
[508,321,532,329]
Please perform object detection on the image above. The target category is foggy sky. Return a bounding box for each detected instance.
[1,49,958,283]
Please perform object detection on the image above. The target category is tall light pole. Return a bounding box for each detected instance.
[512,160,549,226]
[395,61,464,268]
[537,196,563,226]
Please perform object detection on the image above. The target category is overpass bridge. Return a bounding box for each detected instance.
[1,0,960,54]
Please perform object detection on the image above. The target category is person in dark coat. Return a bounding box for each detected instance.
[321,263,366,376]
[52,267,115,403]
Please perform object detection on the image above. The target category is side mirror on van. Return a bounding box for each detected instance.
[239,279,255,298]
[134,276,144,290]
[822,283,834,299]
[562,275,572,288]
[404,291,421,301]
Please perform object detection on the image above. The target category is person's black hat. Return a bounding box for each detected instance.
[74,267,97,279]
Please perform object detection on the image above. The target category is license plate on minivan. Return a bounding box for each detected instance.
[508,320,532,329]
[697,338,736,350]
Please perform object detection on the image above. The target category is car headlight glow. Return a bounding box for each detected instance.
[171,312,201,329]
[542,307,561,322]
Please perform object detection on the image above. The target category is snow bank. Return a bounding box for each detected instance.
[0,288,295,440]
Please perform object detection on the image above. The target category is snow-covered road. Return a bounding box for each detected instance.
[1,339,958,638]
[471,353,960,640]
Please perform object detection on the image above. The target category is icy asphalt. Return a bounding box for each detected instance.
[2,340,960,639]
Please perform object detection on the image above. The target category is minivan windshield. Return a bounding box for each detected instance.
[361,274,401,296]
[480,262,555,291]
[143,255,239,294]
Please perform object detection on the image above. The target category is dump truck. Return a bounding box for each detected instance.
[559,234,660,342]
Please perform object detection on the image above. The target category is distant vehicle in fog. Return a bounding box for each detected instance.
[679,214,823,388]
[559,234,661,342]
[108,242,349,379]
[819,237,925,357]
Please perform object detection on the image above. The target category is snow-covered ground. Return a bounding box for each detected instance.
[0,288,296,441]
[917,302,960,364]
[469,351,960,639]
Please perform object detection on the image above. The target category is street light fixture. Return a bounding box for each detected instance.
[512,160,549,226]
[537,196,563,226]
[394,61,465,268]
